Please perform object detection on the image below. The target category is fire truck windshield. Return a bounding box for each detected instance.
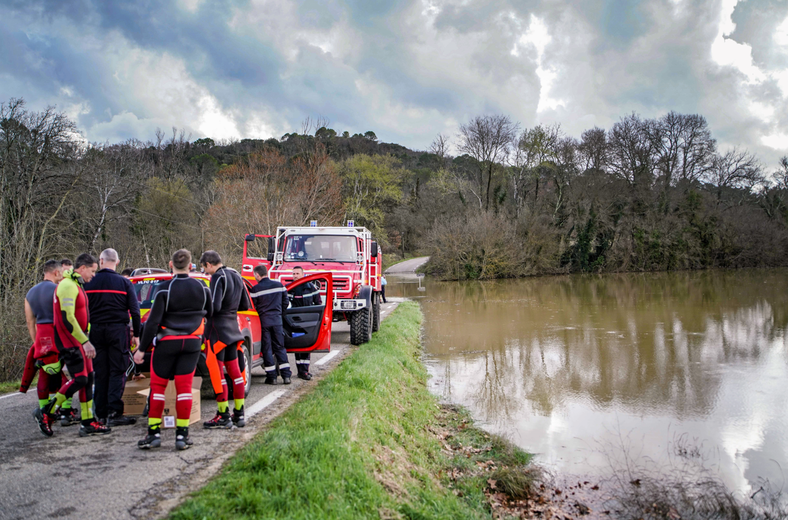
[284,235,357,262]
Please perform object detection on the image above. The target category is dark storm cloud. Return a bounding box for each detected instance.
[0,0,785,166]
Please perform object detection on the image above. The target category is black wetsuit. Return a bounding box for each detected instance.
[207,266,248,360]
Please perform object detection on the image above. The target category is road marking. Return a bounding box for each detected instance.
[0,392,21,400]
[314,350,340,366]
[246,389,287,418]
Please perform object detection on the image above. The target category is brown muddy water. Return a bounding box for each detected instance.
[387,269,788,496]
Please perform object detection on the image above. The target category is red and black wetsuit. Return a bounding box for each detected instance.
[205,266,249,407]
[138,273,212,430]
[20,280,64,405]
[50,270,96,426]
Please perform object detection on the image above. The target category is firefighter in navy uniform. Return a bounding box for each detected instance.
[288,266,321,380]
[134,249,212,450]
[200,250,250,428]
[83,248,141,426]
[250,264,291,385]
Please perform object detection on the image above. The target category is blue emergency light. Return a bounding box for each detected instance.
[347,220,354,227]
[310,220,317,227]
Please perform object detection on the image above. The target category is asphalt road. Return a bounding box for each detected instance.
[384,256,429,274]
[0,299,402,520]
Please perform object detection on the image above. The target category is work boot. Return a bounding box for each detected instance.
[33,407,54,437]
[175,427,193,451]
[203,411,232,429]
[282,377,291,385]
[297,372,312,381]
[79,421,112,437]
[232,407,246,428]
[108,412,137,426]
[138,427,161,449]
[264,377,276,385]
[60,408,79,427]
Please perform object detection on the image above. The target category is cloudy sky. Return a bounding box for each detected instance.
[1,0,787,167]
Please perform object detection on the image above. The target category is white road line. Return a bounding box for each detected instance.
[246,389,287,419]
[0,392,21,400]
[314,350,340,366]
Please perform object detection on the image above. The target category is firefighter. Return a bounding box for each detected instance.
[134,249,212,450]
[20,259,66,436]
[288,266,321,380]
[200,250,250,428]
[37,253,110,437]
[250,264,291,385]
[84,248,141,427]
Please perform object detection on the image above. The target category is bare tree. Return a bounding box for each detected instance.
[607,113,655,189]
[510,124,561,214]
[650,112,716,211]
[457,115,519,211]
[578,127,607,172]
[704,148,763,206]
[430,133,451,161]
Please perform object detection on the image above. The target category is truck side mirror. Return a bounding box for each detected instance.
[370,241,378,257]
[245,234,255,242]
[267,236,275,262]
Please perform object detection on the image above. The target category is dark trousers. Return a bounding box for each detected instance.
[381,286,387,303]
[261,324,291,378]
[90,323,130,418]
[295,352,310,375]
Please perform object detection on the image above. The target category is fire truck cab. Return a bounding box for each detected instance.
[242,224,383,345]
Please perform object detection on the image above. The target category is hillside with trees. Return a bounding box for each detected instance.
[1,98,787,379]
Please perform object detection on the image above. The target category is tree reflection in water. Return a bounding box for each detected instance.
[390,269,788,494]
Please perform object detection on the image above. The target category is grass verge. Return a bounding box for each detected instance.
[170,301,542,520]
[0,379,20,394]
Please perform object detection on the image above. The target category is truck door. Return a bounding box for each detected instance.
[284,273,333,353]
[242,234,274,282]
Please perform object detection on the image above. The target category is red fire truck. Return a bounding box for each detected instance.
[241,224,383,345]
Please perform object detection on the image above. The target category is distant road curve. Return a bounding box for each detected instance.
[385,256,430,274]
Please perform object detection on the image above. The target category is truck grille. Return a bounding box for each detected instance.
[331,277,350,292]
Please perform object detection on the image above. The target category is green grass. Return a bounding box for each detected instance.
[171,302,536,520]
[0,379,20,394]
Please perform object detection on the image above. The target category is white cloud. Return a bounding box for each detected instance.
[196,95,240,141]
[513,14,563,113]
[762,132,788,150]
[710,0,765,83]
[177,0,204,13]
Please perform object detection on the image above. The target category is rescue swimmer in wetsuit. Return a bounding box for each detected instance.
[250,264,291,385]
[37,253,110,437]
[288,266,321,380]
[134,249,213,450]
[200,250,250,429]
[20,259,72,436]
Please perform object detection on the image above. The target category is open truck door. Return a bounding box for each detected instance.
[242,234,274,282]
[284,273,333,353]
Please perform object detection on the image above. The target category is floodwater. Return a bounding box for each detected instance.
[387,269,788,495]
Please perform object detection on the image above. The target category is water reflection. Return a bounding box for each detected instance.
[388,269,788,493]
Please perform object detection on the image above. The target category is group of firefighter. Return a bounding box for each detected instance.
[20,247,320,451]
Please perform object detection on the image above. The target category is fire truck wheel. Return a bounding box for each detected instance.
[349,307,372,345]
[372,293,381,333]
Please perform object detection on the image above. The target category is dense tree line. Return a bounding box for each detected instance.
[1,97,786,379]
